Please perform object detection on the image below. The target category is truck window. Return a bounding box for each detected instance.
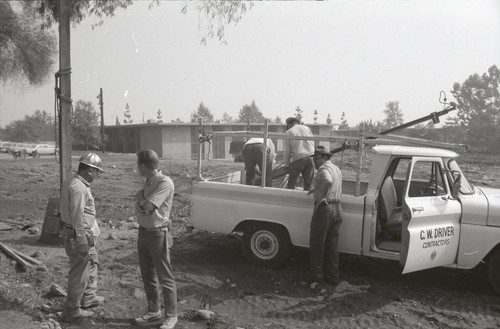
[447,159,474,194]
[408,161,447,197]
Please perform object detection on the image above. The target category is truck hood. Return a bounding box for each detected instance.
[476,186,500,227]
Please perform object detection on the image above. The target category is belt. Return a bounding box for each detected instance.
[325,199,340,205]
[62,223,74,229]
[139,226,168,232]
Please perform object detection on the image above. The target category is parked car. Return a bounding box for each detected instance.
[1,142,14,153]
[34,144,58,156]
[8,143,27,154]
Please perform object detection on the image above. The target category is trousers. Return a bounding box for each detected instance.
[242,143,273,187]
[138,229,177,318]
[309,203,343,282]
[287,156,314,191]
[62,227,98,314]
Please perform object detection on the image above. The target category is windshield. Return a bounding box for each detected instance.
[448,159,474,194]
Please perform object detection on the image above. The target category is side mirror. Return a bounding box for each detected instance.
[450,171,461,199]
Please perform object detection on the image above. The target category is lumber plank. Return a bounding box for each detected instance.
[11,249,42,266]
[0,242,33,268]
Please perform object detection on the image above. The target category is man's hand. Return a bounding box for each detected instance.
[74,240,89,257]
[135,201,146,214]
[135,189,145,202]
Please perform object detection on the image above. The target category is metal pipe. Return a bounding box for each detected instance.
[261,120,268,187]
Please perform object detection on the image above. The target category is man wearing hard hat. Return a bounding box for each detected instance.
[60,153,105,322]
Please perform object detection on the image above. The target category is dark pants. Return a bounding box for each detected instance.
[62,227,98,315]
[242,143,272,187]
[287,156,314,191]
[309,203,343,282]
[138,230,177,318]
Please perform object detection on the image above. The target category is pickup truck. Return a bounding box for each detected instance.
[190,145,500,294]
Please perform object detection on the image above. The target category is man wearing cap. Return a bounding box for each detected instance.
[60,153,105,322]
[283,117,315,191]
[242,137,276,187]
[133,149,178,329]
[307,146,343,287]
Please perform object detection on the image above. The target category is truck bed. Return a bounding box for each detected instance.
[191,180,367,255]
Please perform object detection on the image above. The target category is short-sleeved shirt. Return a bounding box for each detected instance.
[60,174,101,240]
[137,171,174,228]
[312,160,342,205]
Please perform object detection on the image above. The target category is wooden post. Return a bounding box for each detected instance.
[355,124,365,196]
[197,117,203,179]
[58,0,72,189]
[261,120,269,187]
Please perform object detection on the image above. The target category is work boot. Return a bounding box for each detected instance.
[81,295,105,309]
[133,310,162,325]
[61,309,94,322]
[160,316,178,329]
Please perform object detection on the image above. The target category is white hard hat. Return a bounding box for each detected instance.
[79,153,103,171]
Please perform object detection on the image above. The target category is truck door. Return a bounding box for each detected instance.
[400,157,461,274]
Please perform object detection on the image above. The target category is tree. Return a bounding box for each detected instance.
[218,112,235,123]
[313,110,318,123]
[326,113,332,124]
[3,110,55,142]
[191,102,214,123]
[171,118,184,123]
[339,112,349,129]
[156,109,162,123]
[275,115,282,124]
[383,101,404,129]
[0,2,57,86]
[294,106,303,123]
[124,103,132,124]
[72,100,100,150]
[181,1,253,45]
[237,100,266,123]
[357,119,384,133]
[451,65,500,152]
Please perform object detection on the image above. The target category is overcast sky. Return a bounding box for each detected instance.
[1,0,499,128]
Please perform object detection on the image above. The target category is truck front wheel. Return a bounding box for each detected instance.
[242,223,291,268]
[487,249,500,295]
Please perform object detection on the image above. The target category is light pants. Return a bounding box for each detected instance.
[62,227,98,315]
[138,229,177,318]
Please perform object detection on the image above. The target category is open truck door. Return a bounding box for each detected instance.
[400,157,461,274]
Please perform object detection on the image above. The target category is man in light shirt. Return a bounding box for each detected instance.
[242,137,276,187]
[60,153,105,322]
[283,117,315,191]
[133,149,178,329]
[307,146,343,287]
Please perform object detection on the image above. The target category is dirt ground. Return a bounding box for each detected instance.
[0,151,499,329]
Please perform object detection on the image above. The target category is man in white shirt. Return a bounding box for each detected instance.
[283,117,315,191]
[242,137,276,187]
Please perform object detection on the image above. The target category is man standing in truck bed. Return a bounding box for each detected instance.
[283,117,315,191]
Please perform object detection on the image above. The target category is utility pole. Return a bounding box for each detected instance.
[59,0,72,189]
[97,88,104,153]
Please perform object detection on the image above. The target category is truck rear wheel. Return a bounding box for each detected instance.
[242,223,291,268]
[487,249,500,295]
